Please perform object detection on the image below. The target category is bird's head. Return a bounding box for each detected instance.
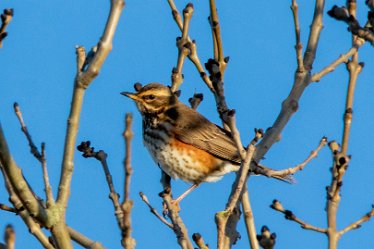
[121,82,178,115]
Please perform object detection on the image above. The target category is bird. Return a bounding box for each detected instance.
[122,82,292,202]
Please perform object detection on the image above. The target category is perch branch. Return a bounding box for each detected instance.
[216,130,262,249]
[160,172,194,249]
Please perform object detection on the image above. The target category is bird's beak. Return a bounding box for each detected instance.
[121,92,139,101]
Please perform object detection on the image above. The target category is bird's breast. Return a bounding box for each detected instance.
[142,122,238,183]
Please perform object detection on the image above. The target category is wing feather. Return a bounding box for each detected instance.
[171,103,241,164]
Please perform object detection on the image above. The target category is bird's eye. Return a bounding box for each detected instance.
[148,94,156,100]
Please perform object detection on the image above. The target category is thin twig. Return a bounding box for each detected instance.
[310,45,361,82]
[77,142,125,233]
[0,165,54,249]
[171,3,194,91]
[0,125,48,223]
[341,59,363,154]
[209,0,225,65]
[0,9,13,48]
[167,0,214,92]
[271,200,327,234]
[291,0,304,72]
[139,192,173,229]
[41,143,55,207]
[339,205,374,235]
[13,103,43,162]
[121,113,136,249]
[0,203,16,213]
[13,103,55,207]
[258,136,327,177]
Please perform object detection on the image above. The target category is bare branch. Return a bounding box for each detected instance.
[310,45,361,82]
[3,224,15,249]
[54,1,125,247]
[57,0,125,206]
[0,9,13,48]
[160,172,194,249]
[192,233,209,249]
[0,165,54,249]
[341,60,363,154]
[0,203,16,213]
[40,143,55,208]
[258,136,327,177]
[68,227,107,249]
[339,205,374,235]
[209,0,225,66]
[0,125,48,223]
[255,0,326,161]
[167,0,214,92]
[171,3,194,91]
[291,0,304,72]
[139,192,173,229]
[77,142,125,234]
[13,103,43,162]
[270,200,327,234]
[216,130,262,249]
[241,187,259,249]
[121,113,136,249]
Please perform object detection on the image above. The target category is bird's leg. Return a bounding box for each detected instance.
[172,183,200,204]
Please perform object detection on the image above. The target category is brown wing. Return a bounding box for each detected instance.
[171,103,241,164]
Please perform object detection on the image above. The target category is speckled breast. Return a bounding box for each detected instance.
[142,122,235,184]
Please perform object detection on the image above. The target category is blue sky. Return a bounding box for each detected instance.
[0,1,374,248]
